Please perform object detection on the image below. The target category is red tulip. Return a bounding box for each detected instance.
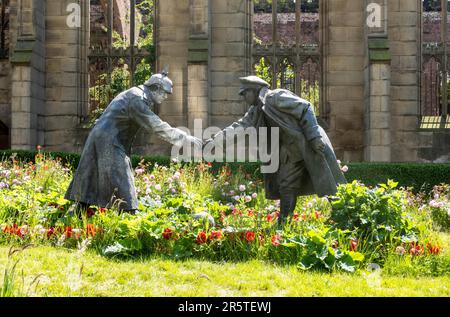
[245,231,256,242]
[210,231,222,240]
[350,239,358,252]
[162,228,173,240]
[196,231,207,244]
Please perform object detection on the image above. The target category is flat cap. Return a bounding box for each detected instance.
[239,76,270,95]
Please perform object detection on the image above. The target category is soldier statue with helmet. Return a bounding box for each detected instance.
[65,70,202,214]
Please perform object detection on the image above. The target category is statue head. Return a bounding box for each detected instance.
[144,69,173,105]
[238,76,270,106]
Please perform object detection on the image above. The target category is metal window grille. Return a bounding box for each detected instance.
[421,0,450,126]
[89,0,156,112]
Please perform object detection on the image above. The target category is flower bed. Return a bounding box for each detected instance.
[0,152,449,274]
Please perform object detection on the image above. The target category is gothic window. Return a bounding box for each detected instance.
[89,0,156,114]
[0,0,9,59]
[252,0,321,115]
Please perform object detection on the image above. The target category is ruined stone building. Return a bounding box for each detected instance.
[0,0,449,163]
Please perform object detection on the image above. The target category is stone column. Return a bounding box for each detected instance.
[323,0,366,162]
[10,0,46,150]
[45,0,89,153]
[209,0,252,129]
[364,39,392,162]
[187,0,209,130]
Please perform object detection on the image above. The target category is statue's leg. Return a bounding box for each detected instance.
[75,201,89,219]
[278,191,297,226]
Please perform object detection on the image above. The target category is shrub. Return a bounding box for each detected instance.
[1,150,450,192]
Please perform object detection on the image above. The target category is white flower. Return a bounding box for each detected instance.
[244,196,252,203]
[145,187,152,195]
[337,160,342,165]
[0,223,7,231]
[33,225,44,233]
[170,188,177,194]
[224,182,229,186]
[12,179,21,186]
[229,190,235,196]
[0,181,7,189]
[234,195,241,201]
[23,175,31,182]
[447,208,450,217]
[154,184,162,191]
[434,193,440,200]
[252,193,258,199]
[167,177,173,183]
[36,186,43,193]
[341,165,349,173]
[0,170,10,178]
[173,172,181,180]
[239,185,246,192]
[171,157,179,163]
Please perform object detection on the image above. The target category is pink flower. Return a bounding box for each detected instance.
[251,193,258,199]
[239,185,246,192]
[135,168,145,176]
[244,196,252,203]
[395,246,405,255]
[271,234,281,247]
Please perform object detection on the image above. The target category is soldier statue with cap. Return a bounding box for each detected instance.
[205,76,346,226]
[65,70,202,214]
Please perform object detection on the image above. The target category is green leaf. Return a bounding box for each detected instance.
[298,255,318,270]
[349,251,365,262]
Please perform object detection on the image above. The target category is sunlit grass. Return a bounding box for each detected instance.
[0,246,448,297]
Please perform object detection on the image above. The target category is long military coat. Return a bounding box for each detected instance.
[219,87,346,199]
[65,85,187,210]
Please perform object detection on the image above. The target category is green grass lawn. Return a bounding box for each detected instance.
[1,246,448,297]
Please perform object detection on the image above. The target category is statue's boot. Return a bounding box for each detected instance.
[278,192,297,228]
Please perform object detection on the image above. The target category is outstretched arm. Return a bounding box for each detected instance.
[207,105,259,144]
[129,95,201,147]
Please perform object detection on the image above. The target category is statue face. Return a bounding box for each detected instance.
[242,89,258,106]
[152,86,169,105]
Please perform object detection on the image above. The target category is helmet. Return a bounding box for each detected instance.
[144,70,173,94]
[238,76,270,95]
